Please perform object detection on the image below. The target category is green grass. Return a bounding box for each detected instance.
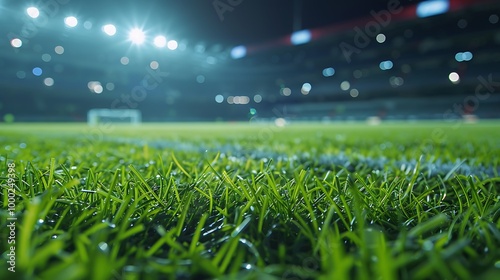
[1,121,499,279]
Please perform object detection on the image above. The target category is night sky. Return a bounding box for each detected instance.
[74,0,417,45]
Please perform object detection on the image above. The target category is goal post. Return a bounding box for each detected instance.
[87,109,142,126]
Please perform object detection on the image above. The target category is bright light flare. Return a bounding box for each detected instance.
[154,35,167,48]
[27,7,40,19]
[129,28,145,44]
[64,16,78,28]
[102,24,117,36]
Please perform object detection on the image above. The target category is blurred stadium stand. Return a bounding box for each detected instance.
[0,0,499,122]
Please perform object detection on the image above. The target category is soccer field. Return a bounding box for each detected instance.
[1,121,499,279]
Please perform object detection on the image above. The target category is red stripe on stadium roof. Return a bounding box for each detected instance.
[245,0,492,56]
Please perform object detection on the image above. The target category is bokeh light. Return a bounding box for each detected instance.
[64,16,78,28]
[281,87,292,96]
[42,54,52,62]
[102,24,117,36]
[376,33,386,43]
[26,7,40,19]
[215,95,224,103]
[455,51,473,62]
[120,56,129,65]
[291,30,312,45]
[106,83,115,91]
[228,96,250,104]
[322,67,335,77]
[489,14,499,24]
[350,89,359,98]
[55,46,64,55]
[416,0,449,18]
[83,21,93,30]
[16,71,26,79]
[88,81,103,93]
[390,76,405,87]
[449,72,460,84]
[340,81,351,91]
[353,70,363,79]
[196,75,205,84]
[94,84,103,94]
[44,78,54,87]
[231,46,246,59]
[379,60,394,70]
[254,94,263,103]
[150,61,159,70]
[154,35,167,48]
[11,38,22,48]
[301,83,312,95]
[167,40,178,50]
[275,118,287,127]
[32,67,42,76]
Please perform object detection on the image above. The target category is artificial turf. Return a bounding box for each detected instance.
[1,121,499,279]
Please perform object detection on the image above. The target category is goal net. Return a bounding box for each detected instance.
[87,109,142,126]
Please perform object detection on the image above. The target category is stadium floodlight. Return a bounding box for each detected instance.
[291,29,312,45]
[129,28,145,44]
[153,35,167,48]
[26,7,40,18]
[64,16,78,28]
[167,40,178,50]
[102,24,117,36]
